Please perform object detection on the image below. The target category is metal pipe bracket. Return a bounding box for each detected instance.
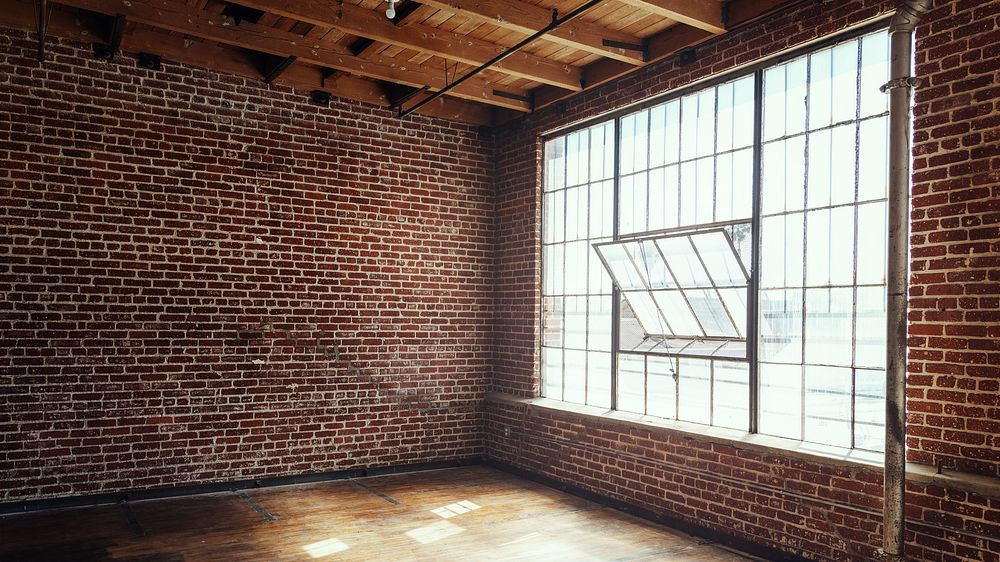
[880,76,922,93]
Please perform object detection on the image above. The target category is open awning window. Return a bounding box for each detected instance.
[594,227,751,359]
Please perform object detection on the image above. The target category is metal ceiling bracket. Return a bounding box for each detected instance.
[310,90,332,105]
[262,55,297,84]
[92,13,126,61]
[34,0,46,62]
[399,0,607,118]
[137,52,161,70]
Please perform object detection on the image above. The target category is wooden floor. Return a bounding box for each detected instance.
[0,466,759,561]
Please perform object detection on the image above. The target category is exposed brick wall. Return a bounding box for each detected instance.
[908,0,1000,477]
[0,30,492,502]
[490,0,1000,560]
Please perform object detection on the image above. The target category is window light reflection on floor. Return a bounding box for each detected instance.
[430,499,481,519]
[303,537,349,558]
[405,520,464,544]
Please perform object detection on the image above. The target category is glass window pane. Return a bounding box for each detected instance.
[549,189,565,242]
[544,136,565,191]
[649,104,667,169]
[697,157,715,224]
[565,240,589,295]
[588,295,613,352]
[804,287,854,366]
[717,81,734,153]
[590,122,614,181]
[714,149,753,222]
[655,236,711,288]
[718,288,748,338]
[807,128,832,208]
[830,124,857,206]
[806,206,855,287]
[563,349,587,404]
[760,362,802,439]
[786,57,808,137]
[804,365,852,447]
[858,116,888,201]
[596,243,645,290]
[727,223,753,270]
[732,76,755,149]
[565,186,583,241]
[566,129,587,187]
[588,240,613,295]
[543,192,556,244]
[856,202,887,285]
[565,296,588,350]
[587,351,612,408]
[661,99,681,164]
[691,231,748,287]
[647,167,667,232]
[686,288,738,337]
[809,47,833,130]
[543,243,564,296]
[617,354,645,414]
[761,136,806,215]
[647,356,677,419]
[632,239,675,289]
[542,347,563,399]
[713,361,749,430]
[680,93,699,161]
[623,291,668,334]
[697,89,716,158]
[588,180,613,239]
[678,358,711,424]
[713,341,748,360]
[620,111,649,176]
[542,296,563,347]
[855,286,886,369]
[855,368,886,451]
[763,64,786,142]
[652,290,702,337]
[760,288,803,364]
[831,41,859,124]
[760,212,804,289]
[860,32,889,118]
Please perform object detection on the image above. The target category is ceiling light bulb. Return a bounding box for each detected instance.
[385,1,396,19]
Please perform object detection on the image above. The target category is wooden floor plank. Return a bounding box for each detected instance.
[0,466,758,561]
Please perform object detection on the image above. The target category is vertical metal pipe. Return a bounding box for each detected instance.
[883,1,931,560]
[34,0,46,62]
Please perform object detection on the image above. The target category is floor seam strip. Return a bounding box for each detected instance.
[236,490,279,522]
[352,481,400,505]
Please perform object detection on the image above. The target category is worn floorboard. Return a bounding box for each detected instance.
[0,466,759,561]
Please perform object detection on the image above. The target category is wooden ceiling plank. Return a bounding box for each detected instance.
[616,0,724,34]
[417,0,648,65]
[527,0,789,114]
[48,0,529,110]
[0,0,493,124]
[230,0,582,91]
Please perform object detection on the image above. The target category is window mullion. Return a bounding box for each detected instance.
[748,69,765,435]
[611,117,622,411]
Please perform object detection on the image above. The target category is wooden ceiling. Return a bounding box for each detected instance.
[4,0,790,125]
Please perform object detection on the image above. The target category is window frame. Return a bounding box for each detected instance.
[537,18,893,452]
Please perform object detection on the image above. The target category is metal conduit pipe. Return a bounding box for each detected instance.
[883,1,932,561]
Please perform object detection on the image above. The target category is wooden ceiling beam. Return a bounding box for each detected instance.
[229,0,583,91]
[417,0,648,65]
[49,0,531,111]
[616,0,725,35]
[0,1,493,124]
[527,0,790,114]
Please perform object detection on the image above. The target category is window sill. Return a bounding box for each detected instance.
[486,392,884,469]
[487,392,1000,500]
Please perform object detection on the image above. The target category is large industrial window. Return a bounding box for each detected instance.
[540,29,890,452]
